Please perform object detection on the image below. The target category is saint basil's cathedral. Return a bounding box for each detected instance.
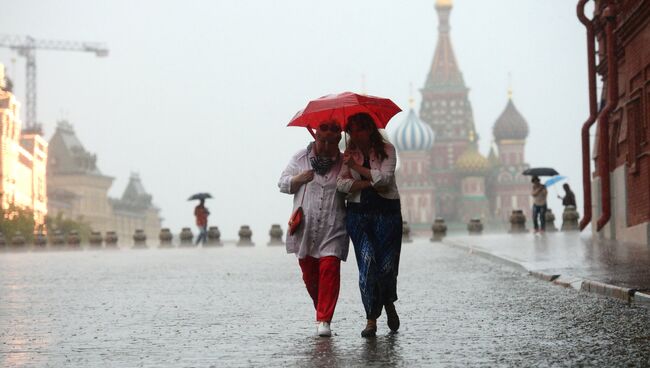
[393,0,532,232]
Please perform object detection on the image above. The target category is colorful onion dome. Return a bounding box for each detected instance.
[493,97,529,141]
[393,109,434,152]
[456,144,489,174]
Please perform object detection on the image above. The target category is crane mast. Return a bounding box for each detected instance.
[0,35,108,132]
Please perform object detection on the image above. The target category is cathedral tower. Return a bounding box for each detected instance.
[419,0,477,222]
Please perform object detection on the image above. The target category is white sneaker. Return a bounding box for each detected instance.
[317,321,331,337]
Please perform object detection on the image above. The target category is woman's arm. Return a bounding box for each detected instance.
[279,151,310,194]
[369,144,397,188]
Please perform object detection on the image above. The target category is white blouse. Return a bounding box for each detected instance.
[278,148,349,261]
[336,142,400,202]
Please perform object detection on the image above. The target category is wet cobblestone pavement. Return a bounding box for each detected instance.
[2,240,650,367]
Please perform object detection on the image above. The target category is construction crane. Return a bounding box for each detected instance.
[0,35,108,132]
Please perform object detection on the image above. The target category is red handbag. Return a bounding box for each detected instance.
[288,184,307,235]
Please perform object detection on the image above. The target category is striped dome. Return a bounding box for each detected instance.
[393,109,434,151]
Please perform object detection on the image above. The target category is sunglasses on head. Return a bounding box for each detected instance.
[318,123,341,133]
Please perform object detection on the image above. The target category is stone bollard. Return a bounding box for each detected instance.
[133,229,147,248]
[206,226,223,246]
[561,205,580,231]
[545,209,558,232]
[159,228,173,247]
[509,210,527,233]
[179,227,194,246]
[430,218,447,242]
[402,221,413,243]
[105,231,118,247]
[89,231,103,247]
[33,231,47,247]
[237,225,254,246]
[51,230,65,246]
[11,231,26,247]
[67,230,81,247]
[467,218,483,235]
[268,224,284,246]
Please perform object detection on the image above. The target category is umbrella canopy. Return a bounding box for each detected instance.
[188,193,213,201]
[522,167,559,177]
[288,92,402,130]
[543,175,567,187]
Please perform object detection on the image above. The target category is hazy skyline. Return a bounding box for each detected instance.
[0,0,591,240]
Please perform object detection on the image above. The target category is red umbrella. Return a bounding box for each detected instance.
[288,92,402,131]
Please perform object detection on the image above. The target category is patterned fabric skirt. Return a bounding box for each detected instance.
[346,210,402,320]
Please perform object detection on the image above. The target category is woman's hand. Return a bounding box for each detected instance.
[342,152,356,169]
[294,170,314,185]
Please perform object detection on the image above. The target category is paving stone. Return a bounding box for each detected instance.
[1,241,650,366]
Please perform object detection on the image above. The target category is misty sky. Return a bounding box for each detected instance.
[0,0,592,240]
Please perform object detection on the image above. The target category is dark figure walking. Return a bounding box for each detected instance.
[194,199,210,245]
[558,183,576,208]
[531,176,548,233]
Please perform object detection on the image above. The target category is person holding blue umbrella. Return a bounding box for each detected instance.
[558,183,576,208]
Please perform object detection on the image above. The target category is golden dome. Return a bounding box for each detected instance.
[456,145,489,174]
[436,0,453,8]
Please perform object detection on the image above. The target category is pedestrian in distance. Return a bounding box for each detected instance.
[558,183,576,208]
[278,119,349,338]
[337,112,402,338]
[531,176,548,233]
[194,199,210,245]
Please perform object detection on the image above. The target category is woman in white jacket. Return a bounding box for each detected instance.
[278,119,349,337]
[337,112,402,338]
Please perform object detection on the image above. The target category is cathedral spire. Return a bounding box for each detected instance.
[419,0,475,142]
[423,0,466,92]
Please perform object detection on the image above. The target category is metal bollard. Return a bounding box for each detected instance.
[179,227,194,246]
[509,210,527,233]
[206,226,223,246]
[105,231,118,247]
[159,228,173,247]
[237,225,254,246]
[132,229,147,248]
[545,209,558,232]
[268,224,284,246]
[561,205,580,231]
[11,231,26,247]
[67,230,81,247]
[431,218,447,242]
[467,218,483,235]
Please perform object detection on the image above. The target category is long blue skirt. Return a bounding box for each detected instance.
[346,210,402,320]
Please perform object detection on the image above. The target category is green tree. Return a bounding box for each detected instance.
[45,212,93,242]
[0,204,36,242]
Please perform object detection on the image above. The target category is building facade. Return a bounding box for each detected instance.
[47,121,162,243]
[394,0,532,231]
[581,0,650,243]
[0,63,48,226]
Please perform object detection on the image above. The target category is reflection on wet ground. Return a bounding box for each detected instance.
[1,240,650,366]
[450,232,650,289]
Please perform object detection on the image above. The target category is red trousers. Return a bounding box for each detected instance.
[298,256,341,322]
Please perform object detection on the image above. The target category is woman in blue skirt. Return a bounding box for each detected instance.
[337,112,402,337]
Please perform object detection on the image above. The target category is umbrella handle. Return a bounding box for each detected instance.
[306,127,316,139]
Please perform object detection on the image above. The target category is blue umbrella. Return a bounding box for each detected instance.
[543,175,567,188]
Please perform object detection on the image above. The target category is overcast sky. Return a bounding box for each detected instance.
[0,0,592,240]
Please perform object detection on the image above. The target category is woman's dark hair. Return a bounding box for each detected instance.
[346,113,388,161]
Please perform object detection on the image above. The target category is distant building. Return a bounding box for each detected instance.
[0,63,48,226]
[582,0,650,243]
[393,0,532,232]
[47,121,161,243]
